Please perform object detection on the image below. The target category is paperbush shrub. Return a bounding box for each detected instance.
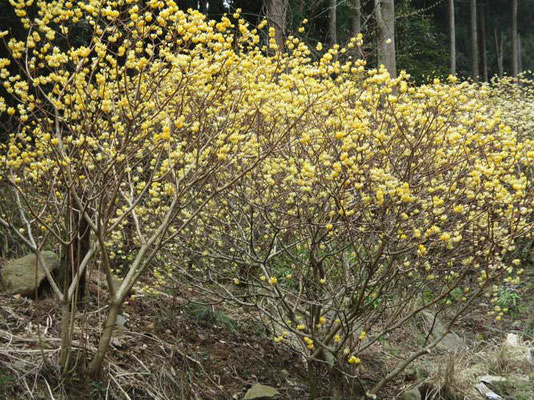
[176,70,533,397]
[0,0,315,376]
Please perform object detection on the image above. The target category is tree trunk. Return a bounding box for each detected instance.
[89,300,122,377]
[518,33,522,74]
[494,27,503,78]
[470,0,479,81]
[512,0,518,77]
[59,299,74,374]
[352,0,361,36]
[199,0,208,14]
[266,0,287,52]
[295,0,304,20]
[448,0,456,75]
[73,214,90,308]
[208,0,226,20]
[480,5,487,82]
[307,359,321,399]
[375,0,396,78]
[328,363,355,398]
[328,0,337,47]
[89,241,152,377]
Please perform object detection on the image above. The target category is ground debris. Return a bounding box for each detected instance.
[475,382,504,400]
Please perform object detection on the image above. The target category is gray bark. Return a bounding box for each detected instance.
[512,0,518,77]
[266,0,288,52]
[329,0,337,46]
[480,5,487,82]
[59,300,73,373]
[494,27,503,78]
[449,0,456,75]
[199,0,208,14]
[470,0,479,81]
[518,33,522,74]
[89,301,122,377]
[352,0,361,36]
[375,0,396,78]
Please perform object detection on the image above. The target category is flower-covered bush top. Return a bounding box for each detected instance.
[172,40,534,399]
[488,74,534,143]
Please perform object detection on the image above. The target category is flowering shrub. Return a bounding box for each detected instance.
[0,0,310,376]
[0,0,532,395]
[178,71,533,396]
[485,74,534,275]
[488,73,534,143]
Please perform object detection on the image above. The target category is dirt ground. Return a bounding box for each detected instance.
[0,267,532,400]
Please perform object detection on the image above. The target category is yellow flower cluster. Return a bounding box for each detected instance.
[180,58,532,373]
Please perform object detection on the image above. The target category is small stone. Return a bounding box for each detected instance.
[506,333,519,347]
[111,336,126,348]
[145,322,155,331]
[400,388,421,400]
[527,348,534,366]
[243,384,280,400]
[116,314,128,330]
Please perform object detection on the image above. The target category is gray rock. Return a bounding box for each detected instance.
[420,311,465,351]
[400,388,421,400]
[116,314,128,330]
[243,384,280,400]
[1,252,60,296]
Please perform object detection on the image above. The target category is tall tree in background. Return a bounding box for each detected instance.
[208,0,227,19]
[480,4,488,82]
[518,33,522,72]
[470,0,479,81]
[266,0,288,51]
[376,0,397,78]
[352,0,362,36]
[221,0,533,80]
[328,0,337,46]
[512,0,519,77]
[199,0,208,14]
[295,0,304,20]
[449,0,456,74]
[494,26,504,78]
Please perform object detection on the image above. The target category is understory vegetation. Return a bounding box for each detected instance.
[0,1,532,399]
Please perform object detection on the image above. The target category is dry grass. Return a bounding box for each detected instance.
[0,291,308,400]
[407,334,533,400]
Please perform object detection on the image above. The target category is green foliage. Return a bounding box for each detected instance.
[496,286,521,316]
[491,379,534,400]
[184,303,239,333]
[0,371,13,396]
[89,381,106,399]
[396,0,449,82]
